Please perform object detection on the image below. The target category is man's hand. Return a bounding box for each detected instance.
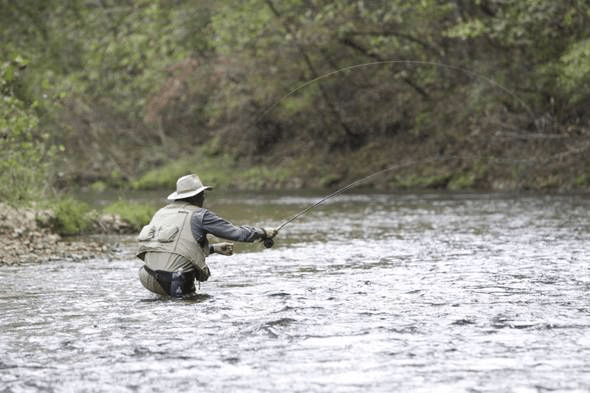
[262,227,278,239]
[212,242,234,256]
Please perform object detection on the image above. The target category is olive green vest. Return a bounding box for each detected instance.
[136,202,209,273]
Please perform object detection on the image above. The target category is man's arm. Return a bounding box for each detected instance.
[192,209,264,243]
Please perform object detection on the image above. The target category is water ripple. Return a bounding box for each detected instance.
[1,192,589,392]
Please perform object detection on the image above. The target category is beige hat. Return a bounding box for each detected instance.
[167,174,212,200]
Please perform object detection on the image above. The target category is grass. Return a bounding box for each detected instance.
[40,197,96,236]
[448,172,476,190]
[131,153,237,190]
[132,147,300,191]
[36,196,158,236]
[102,200,157,232]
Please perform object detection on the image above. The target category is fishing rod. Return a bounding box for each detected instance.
[262,156,455,248]
[260,150,558,248]
[253,60,537,248]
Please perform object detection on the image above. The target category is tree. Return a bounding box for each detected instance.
[0,55,55,203]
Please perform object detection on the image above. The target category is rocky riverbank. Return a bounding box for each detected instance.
[0,203,133,266]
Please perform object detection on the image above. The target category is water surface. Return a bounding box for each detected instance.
[1,192,589,392]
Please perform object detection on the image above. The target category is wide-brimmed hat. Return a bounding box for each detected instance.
[167,174,212,200]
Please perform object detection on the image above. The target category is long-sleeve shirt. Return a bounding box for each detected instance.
[191,208,264,244]
[143,206,264,276]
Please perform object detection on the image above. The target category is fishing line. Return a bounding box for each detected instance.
[261,152,558,248]
[262,155,455,248]
[254,60,537,248]
[275,156,449,232]
[251,59,535,128]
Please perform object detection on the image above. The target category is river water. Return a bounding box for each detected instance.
[1,192,589,393]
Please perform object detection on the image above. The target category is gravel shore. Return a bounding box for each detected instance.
[0,203,132,266]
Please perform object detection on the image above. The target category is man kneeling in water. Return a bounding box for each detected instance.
[136,174,277,297]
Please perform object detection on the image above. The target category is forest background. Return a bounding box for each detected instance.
[2,0,589,209]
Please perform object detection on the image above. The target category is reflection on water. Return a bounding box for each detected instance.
[1,192,589,392]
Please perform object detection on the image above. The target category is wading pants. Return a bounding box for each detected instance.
[138,265,196,297]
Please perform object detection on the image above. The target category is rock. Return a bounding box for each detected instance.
[0,203,118,266]
[94,214,134,234]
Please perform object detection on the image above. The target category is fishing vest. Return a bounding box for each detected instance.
[136,202,209,274]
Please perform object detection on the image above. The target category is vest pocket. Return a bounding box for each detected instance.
[156,225,179,242]
[137,224,155,241]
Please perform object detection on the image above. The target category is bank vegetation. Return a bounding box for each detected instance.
[2,0,589,209]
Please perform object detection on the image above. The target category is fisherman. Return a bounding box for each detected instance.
[136,174,277,297]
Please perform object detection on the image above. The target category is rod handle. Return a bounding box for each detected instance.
[263,238,274,248]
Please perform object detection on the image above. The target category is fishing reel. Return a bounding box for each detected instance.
[263,238,274,248]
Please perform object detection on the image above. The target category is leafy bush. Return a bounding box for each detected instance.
[0,55,55,204]
[131,151,236,190]
[558,38,590,103]
[48,198,94,236]
[102,200,157,232]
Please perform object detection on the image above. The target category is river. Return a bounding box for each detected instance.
[1,192,589,392]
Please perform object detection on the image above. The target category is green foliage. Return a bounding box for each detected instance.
[412,111,433,136]
[1,0,589,195]
[131,157,196,190]
[72,3,197,118]
[212,0,276,55]
[48,198,94,236]
[441,0,589,115]
[0,54,55,203]
[558,39,590,103]
[536,175,560,189]
[132,147,296,191]
[391,173,450,189]
[240,165,292,190]
[131,150,236,190]
[448,173,476,190]
[319,174,343,188]
[445,19,487,40]
[574,173,590,188]
[102,200,156,232]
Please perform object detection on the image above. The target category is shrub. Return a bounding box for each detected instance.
[0,55,55,204]
[102,200,157,232]
[48,198,94,236]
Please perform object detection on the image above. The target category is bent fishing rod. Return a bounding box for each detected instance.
[260,152,549,248]
[261,156,455,248]
[251,60,537,248]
